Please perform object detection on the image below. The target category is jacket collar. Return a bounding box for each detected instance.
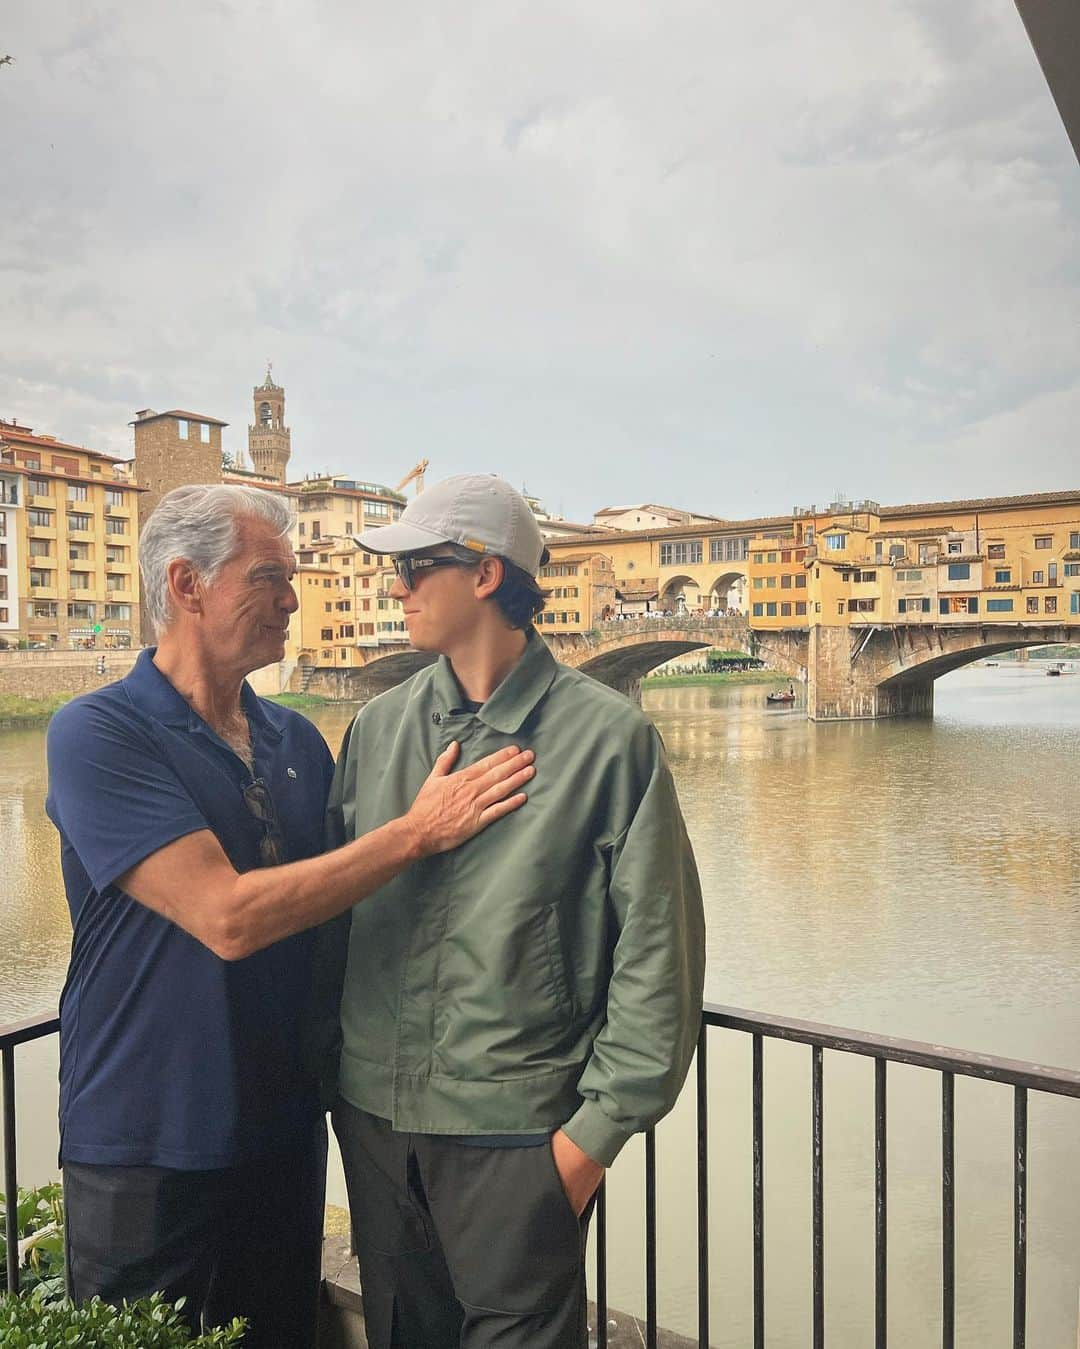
[123,647,280,743]
[431,629,558,735]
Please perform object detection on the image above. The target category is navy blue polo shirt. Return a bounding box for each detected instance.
[45,649,335,1170]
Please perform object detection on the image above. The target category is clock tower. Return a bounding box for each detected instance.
[248,364,291,484]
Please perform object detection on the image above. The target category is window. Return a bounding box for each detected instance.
[848,598,877,613]
[104,517,127,535]
[29,477,50,496]
[67,602,96,620]
[1072,592,1080,614]
[28,509,53,528]
[68,543,90,561]
[752,553,763,565]
[1032,570,1044,585]
[339,624,355,638]
[69,513,92,531]
[795,602,807,616]
[986,599,1014,613]
[1049,563,1058,583]
[765,576,776,589]
[67,483,87,502]
[1065,564,1080,577]
[780,602,792,616]
[918,543,936,565]
[1070,533,1080,550]
[987,543,1006,559]
[106,575,126,593]
[994,569,1011,584]
[895,569,923,582]
[659,541,703,566]
[1034,536,1052,550]
[104,604,131,620]
[1027,596,1039,614]
[853,570,877,583]
[947,563,970,581]
[781,550,791,563]
[752,603,763,617]
[177,419,188,439]
[795,573,806,589]
[765,602,777,617]
[766,552,777,564]
[105,488,125,506]
[29,539,52,557]
[69,571,91,590]
[824,533,847,550]
[781,574,792,590]
[321,628,333,641]
[106,546,127,564]
[200,423,211,443]
[940,596,978,615]
[324,602,332,613]
[1045,596,1057,614]
[752,578,763,590]
[30,601,57,618]
[947,541,962,554]
[898,597,932,615]
[29,569,51,588]
[298,523,306,537]
[889,544,905,560]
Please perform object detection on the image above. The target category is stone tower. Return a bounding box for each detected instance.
[248,365,291,484]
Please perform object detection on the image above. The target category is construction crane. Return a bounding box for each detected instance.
[395,458,429,497]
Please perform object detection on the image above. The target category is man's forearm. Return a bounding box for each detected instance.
[217,816,424,960]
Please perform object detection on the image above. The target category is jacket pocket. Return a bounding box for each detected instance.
[540,904,576,1029]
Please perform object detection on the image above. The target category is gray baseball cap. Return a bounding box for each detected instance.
[359,474,547,576]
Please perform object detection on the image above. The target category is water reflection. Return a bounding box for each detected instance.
[2,667,1079,1346]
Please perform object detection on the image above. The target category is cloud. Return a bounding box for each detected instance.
[0,0,1076,521]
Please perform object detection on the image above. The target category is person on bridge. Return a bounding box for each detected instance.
[325,474,706,1349]
[44,484,534,1349]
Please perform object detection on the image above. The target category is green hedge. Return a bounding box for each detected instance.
[0,1291,245,1346]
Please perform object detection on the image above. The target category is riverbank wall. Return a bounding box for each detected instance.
[0,650,139,700]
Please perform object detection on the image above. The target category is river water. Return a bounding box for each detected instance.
[2,665,1079,1346]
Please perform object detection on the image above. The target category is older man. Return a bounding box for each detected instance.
[44,484,534,1349]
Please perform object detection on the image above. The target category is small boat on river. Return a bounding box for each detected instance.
[766,688,797,705]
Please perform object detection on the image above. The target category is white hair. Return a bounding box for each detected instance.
[139,484,294,636]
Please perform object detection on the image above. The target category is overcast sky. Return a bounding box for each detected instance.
[2,1,1077,523]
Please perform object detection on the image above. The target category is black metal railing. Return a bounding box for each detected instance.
[591,1002,1080,1349]
[1,1010,60,1294]
[5,1003,1080,1348]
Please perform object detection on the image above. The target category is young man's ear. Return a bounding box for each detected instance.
[473,555,505,600]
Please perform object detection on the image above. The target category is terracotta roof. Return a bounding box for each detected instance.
[879,489,1080,517]
[129,410,229,427]
[0,427,127,462]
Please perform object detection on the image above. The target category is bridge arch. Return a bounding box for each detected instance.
[705,571,746,611]
[659,574,700,612]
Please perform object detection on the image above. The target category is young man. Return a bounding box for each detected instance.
[44,484,534,1348]
[329,475,705,1348]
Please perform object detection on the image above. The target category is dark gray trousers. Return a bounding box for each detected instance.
[62,1118,327,1349]
[333,1099,593,1349]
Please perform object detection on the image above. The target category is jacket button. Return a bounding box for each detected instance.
[432,712,442,725]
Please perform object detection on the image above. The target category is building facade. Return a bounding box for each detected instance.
[0,420,143,649]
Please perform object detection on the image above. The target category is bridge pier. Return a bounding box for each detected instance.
[807,626,934,722]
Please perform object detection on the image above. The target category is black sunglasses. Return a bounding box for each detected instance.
[392,554,480,590]
[242,778,286,868]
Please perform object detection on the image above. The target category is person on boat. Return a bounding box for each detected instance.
[44,484,533,1348]
[325,475,706,1349]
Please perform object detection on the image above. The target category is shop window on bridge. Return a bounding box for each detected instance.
[781,574,792,589]
[1045,596,1057,615]
[796,601,807,616]
[766,602,777,616]
[1071,592,1080,614]
[853,569,877,583]
[848,598,877,613]
[766,576,776,589]
[1032,570,1044,584]
[781,550,791,563]
[987,543,1006,559]
[659,542,702,566]
[898,598,931,614]
[947,563,970,581]
[781,602,792,616]
[1027,596,1039,614]
[994,569,1011,583]
[1065,564,1080,578]
[321,628,333,641]
[986,599,1014,613]
[766,552,777,564]
[941,596,978,615]
[752,603,764,617]
[795,573,806,588]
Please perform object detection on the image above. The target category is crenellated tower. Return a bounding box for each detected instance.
[248,364,291,484]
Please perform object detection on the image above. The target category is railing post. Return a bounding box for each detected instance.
[3,1043,19,1294]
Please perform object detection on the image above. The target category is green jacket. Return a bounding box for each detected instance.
[327,631,705,1166]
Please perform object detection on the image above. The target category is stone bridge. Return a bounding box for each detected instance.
[298,615,1079,720]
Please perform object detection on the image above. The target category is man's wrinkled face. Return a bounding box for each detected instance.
[200,515,298,671]
[388,545,483,653]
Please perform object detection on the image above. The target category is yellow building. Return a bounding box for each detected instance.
[0,420,142,650]
[746,492,1080,629]
[536,552,616,632]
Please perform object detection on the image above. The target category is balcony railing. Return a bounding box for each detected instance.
[5,1003,1080,1346]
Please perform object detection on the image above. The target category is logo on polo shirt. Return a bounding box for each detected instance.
[287,767,297,779]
